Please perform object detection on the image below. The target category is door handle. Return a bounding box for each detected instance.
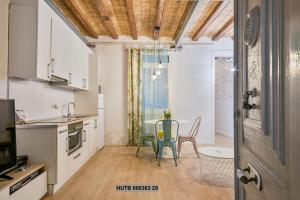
[237,168,257,184]
[236,164,262,190]
[242,88,257,110]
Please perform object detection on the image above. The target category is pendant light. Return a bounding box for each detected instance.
[152,26,161,80]
[158,29,162,69]
[152,28,157,80]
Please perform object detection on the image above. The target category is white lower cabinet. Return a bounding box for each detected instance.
[16,117,99,195]
[81,120,91,161]
[10,172,47,200]
[0,188,9,200]
[68,147,83,176]
[89,119,97,155]
[56,126,68,184]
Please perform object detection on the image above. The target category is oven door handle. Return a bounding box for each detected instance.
[83,130,87,142]
[66,137,69,153]
[68,130,80,137]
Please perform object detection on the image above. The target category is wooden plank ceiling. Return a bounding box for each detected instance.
[52,0,234,41]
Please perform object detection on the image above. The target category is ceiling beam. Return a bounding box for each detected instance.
[155,0,166,28]
[174,0,204,47]
[125,0,138,40]
[173,1,197,42]
[212,16,234,41]
[95,0,118,39]
[65,0,98,38]
[192,1,230,41]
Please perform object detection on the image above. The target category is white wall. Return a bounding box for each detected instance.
[214,58,234,138]
[96,45,128,145]
[9,79,74,120]
[169,45,214,144]
[0,0,10,99]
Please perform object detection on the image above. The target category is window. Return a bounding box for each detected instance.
[141,50,169,110]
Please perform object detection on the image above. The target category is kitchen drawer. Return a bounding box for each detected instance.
[68,148,83,175]
[10,171,47,200]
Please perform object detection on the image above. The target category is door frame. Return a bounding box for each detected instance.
[233,0,240,199]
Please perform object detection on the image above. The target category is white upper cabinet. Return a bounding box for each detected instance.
[51,13,72,80]
[9,0,91,90]
[36,0,52,80]
[80,44,91,90]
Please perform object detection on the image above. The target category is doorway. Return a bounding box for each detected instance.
[214,56,234,149]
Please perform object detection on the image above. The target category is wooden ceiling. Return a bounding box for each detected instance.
[52,0,234,41]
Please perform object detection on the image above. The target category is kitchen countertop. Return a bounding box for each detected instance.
[16,115,98,129]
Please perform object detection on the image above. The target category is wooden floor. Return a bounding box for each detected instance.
[44,134,234,200]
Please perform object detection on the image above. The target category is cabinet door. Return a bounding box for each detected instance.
[89,118,97,154]
[51,14,71,80]
[98,111,105,150]
[10,172,47,200]
[69,37,84,89]
[81,120,90,161]
[0,188,9,200]
[36,0,52,80]
[56,126,68,183]
[81,45,90,90]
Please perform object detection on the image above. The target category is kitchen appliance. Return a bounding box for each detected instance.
[97,94,105,150]
[0,99,17,180]
[67,122,83,155]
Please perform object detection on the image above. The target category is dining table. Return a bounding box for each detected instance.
[144,119,190,125]
[144,119,190,158]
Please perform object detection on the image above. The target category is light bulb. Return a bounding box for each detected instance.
[158,60,162,68]
[152,72,157,80]
[157,70,161,75]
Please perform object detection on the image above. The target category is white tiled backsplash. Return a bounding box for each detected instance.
[9,78,74,121]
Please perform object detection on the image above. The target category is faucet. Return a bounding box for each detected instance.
[67,102,76,118]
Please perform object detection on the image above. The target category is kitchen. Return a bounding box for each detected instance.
[0,0,105,198]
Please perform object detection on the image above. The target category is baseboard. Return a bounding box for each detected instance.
[215,130,234,138]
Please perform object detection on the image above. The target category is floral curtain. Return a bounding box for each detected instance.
[128,49,142,146]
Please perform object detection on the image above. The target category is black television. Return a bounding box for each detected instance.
[0,99,17,180]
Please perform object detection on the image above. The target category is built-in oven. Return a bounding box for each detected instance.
[67,122,83,155]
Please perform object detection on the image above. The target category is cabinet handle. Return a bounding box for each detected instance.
[47,63,51,79]
[59,129,68,134]
[51,58,55,73]
[66,137,69,153]
[84,122,90,126]
[69,73,72,84]
[73,153,81,160]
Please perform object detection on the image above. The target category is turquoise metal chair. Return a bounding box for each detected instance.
[136,133,157,157]
[155,120,179,166]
